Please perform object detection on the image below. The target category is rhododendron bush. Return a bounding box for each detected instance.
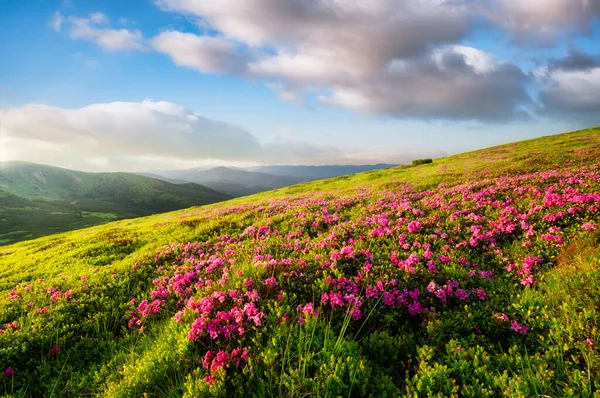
[1,131,600,396]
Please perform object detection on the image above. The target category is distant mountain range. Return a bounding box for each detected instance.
[142,164,397,197]
[0,161,229,245]
[0,161,398,244]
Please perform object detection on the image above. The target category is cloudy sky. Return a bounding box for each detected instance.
[1,0,600,171]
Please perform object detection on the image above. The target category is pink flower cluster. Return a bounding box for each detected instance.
[506,256,542,286]
[7,288,20,300]
[427,280,476,303]
[296,303,319,325]
[202,348,250,384]
[493,313,529,334]
[128,299,165,330]
[182,291,264,341]
[392,252,420,273]
[46,287,74,302]
[0,321,19,335]
[581,222,596,230]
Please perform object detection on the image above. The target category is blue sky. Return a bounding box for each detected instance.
[1,0,599,171]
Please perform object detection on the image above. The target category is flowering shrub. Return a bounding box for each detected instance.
[1,132,600,396]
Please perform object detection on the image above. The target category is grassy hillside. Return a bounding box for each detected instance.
[0,128,599,397]
[0,162,230,245]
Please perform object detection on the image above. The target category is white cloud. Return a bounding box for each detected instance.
[432,45,497,75]
[0,100,446,170]
[50,11,64,32]
[47,2,599,122]
[492,0,600,43]
[540,67,600,118]
[151,0,530,121]
[535,49,600,122]
[61,12,145,51]
[152,31,247,73]
[0,100,362,170]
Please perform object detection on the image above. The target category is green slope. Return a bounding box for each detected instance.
[1,127,599,284]
[0,162,230,245]
[0,127,599,397]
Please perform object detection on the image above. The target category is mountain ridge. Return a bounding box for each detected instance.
[146,163,399,197]
[0,161,230,245]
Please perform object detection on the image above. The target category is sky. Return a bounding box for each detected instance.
[1,0,599,172]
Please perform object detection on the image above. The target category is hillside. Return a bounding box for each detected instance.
[0,162,230,245]
[1,128,600,397]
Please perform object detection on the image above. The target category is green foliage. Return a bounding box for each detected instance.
[411,159,433,166]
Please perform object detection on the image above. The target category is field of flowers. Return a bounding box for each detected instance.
[1,128,600,397]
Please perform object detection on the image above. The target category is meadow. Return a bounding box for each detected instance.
[1,128,600,397]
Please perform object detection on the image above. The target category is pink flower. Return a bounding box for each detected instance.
[211,351,231,372]
[3,321,19,331]
[439,255,452,263]
[240,347,250,362]
[205,374,215,384]
[203,351,215,369]
[427,282,438,293]
[7,291,20,300]
[407,301,422,316]
[510,319,529,334]
[245,290,260,302]
[4,367,16,376]
[328,292,344,308]
[493,313,509,324]
[473,288,487,301]
[434,289,447,303]
[520,275,535,286]
[37,307,49,315]
[363,262,372,274]
[50,344,63,356]
[581,222,596,231]
[297,303,319,325]
[264,277,278,286]
[455,289,469,301]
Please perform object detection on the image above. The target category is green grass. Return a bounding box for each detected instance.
[0,127,599,397]
[3,126,598,273]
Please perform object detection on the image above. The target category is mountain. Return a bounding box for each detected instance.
[149,164,398,197]
[1,128,599,397]
[247,164,398,179]
[0,161,230,245]
[150,166,307,197]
